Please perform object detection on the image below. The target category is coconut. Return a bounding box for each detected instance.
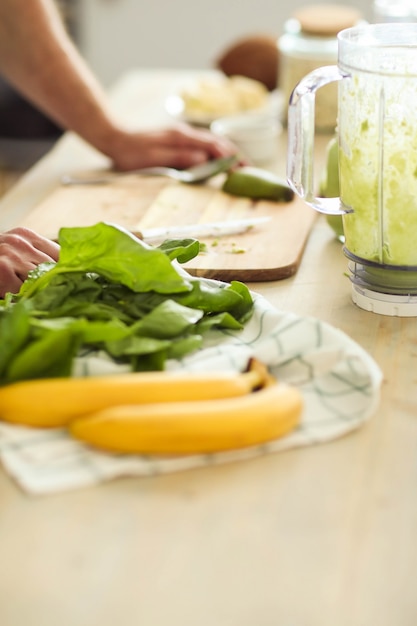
[216,34,279,92]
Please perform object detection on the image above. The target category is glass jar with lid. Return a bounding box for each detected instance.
[278,4,363,132]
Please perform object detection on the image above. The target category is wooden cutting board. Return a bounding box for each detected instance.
[18,173,317,282]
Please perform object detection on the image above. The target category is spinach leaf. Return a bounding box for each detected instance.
[132,300,203,338]
[168,334,203,359]
[0,301,32,377]
[19,223,193,298]
[131,350,167,372]
[174,279,253,321]
[157,238,201,263]
[106,335,171,358]
[195,312,244,333]
[5,326,80,382]
[0,223,254,382]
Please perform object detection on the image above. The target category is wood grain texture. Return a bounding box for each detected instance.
[1,70,417,626]
[17,173,316,281]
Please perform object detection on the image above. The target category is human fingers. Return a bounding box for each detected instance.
[0,229,60,297]
[137,127,239,169]
[110,126,241,171]
[0,256,27,297]
[1,228,60,262]
[164,124,238,159]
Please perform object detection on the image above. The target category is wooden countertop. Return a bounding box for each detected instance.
[0,69,416,626]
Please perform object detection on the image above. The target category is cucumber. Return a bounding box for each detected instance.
[319,137,344,242]
[222,166,294,202]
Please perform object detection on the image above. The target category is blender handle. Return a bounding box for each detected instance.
[286,65,351,216]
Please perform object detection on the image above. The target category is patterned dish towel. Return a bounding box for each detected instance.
[0,290,383,495]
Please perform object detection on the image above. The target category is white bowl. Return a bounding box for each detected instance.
[211,112,282,164]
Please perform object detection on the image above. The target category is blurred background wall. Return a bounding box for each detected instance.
[78,0,372,86]
[0,0,373,169]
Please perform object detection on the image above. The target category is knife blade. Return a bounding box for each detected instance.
[138,216,271,242]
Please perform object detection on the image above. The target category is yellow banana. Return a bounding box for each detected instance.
[69,379,303,454]
[0,359,267,428]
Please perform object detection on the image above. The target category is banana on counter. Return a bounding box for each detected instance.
[0,359,303,454]
[69,376,302,454]
[0,359,268,428]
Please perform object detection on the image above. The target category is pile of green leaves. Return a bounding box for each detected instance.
[0,223,254,384]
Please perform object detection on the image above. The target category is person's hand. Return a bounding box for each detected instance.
[106,123,240,172]
[0,227,60,298]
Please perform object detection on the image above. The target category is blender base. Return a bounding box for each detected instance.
[351,283,417,317]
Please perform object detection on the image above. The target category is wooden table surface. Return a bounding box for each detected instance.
[1,69,417,626]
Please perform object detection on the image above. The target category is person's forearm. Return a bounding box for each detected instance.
[0,0,121,156]
[0,0,239,171]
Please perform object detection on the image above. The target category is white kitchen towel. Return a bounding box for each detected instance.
[0,290,383,495]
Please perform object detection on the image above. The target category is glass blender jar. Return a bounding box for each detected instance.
[287,23,417,316]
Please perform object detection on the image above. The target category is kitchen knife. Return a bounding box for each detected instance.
[138,216,271,242]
